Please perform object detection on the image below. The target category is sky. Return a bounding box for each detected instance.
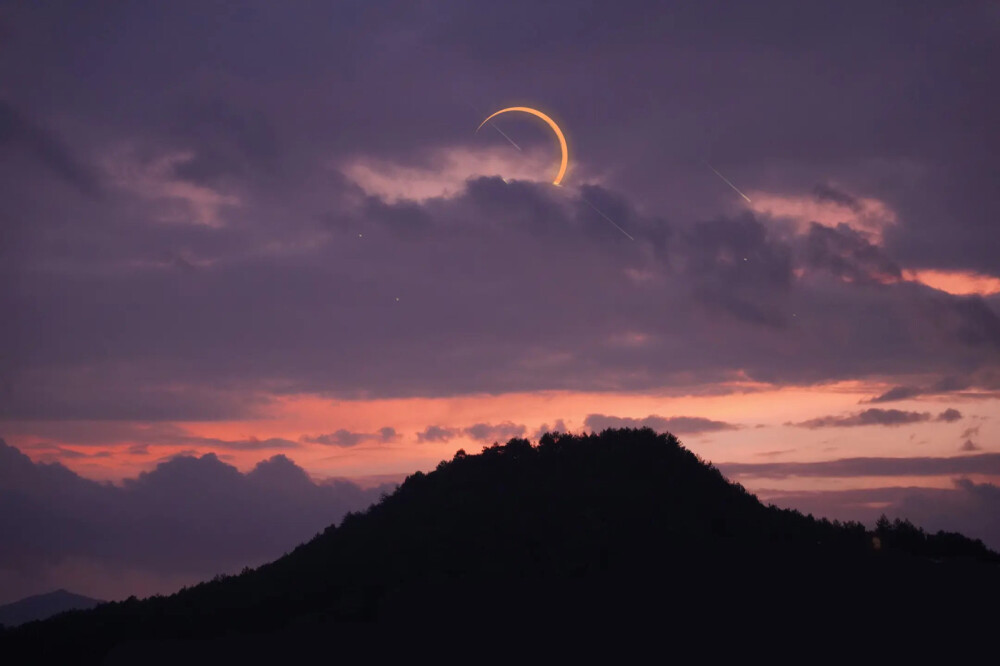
[1,1,999,604]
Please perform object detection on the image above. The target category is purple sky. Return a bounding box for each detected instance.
[1,1,999,603]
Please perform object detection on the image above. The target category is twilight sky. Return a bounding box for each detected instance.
[2,1,999,603]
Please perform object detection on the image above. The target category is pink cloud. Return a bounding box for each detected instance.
[339,145,565,202]
[105,148,240,227]
[749,190,896,244]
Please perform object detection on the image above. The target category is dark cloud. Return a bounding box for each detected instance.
[167,99,281,185]
[0,99,100,195]
[0,423,301,454]
[864,385,927,403]
[584,414,739,435]
[937,408,963,423]
[863,372,1000,403]
[0,439,391,605]
[680,215,793,327]
[789,408,961,429]
[719,452,1000,479]
[29,445,112,461]
[0,1,997,418]
[0,378,274,422]
[2,168,999,417]
[416,425,460,443]
[801,223,901,284]
[812,183,862,212]
[960,439,981,452]
[300,428,398,447]
[463,422,527,442]
[203,436,300,451]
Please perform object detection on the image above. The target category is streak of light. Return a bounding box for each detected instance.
[580,195,635,241]
[466,100,521,151]
[706,161,752,203]
[488,122,522,152]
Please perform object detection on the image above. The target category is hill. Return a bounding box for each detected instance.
[2,428,999,662]
[0,590,103,629]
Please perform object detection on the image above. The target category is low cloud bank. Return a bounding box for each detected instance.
[0,439,392,605]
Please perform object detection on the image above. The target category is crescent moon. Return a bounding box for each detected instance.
[477,107,569,186]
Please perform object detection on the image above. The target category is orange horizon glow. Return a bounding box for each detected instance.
[6,381,995,491]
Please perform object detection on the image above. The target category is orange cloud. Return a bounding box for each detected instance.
[903,269,1000,296]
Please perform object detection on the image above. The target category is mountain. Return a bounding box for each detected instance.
[2,428,998,662]
[0,590,103,628]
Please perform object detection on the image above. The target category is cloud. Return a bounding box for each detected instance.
[960,439,981,452]
[864,385,927,403]
[719,452,1000,479]
[584,414,739,435]
[28,445,113,462]
[961,425,982,440]
[0,438,391,605]
[463,422,527,442]
[0,99,100,195]
[750,186,897,243]
[533,420,569,439]
[0,375,273,422]
[863,372,1000,403]
[800,222,902,284]
[937,408,963,423]
[167,99,280,186]
[788,408,961,429]
[4,166,1000,419]
[2,1,1000,423]
[198,436,300,451]
[105,149,241,227]
[903,269,1000,297]
[12,421,300,453]
[300,427,398,447]
[340,146,558,202]
[679,215,793,326]
[756,449,796,458]
[812,183,863,212]
[416,425,460,443]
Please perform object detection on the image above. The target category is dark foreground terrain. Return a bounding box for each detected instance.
[3,428,999,662]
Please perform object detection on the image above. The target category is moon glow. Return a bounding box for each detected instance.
[477,107,569,186]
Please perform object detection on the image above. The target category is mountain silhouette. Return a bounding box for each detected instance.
[2,428,998,662]
[0,590,103,629]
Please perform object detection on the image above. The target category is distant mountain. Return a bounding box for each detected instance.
[2,428,999,662]
[0,590,103,628]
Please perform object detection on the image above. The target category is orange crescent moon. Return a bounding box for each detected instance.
[477,107,569,186]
